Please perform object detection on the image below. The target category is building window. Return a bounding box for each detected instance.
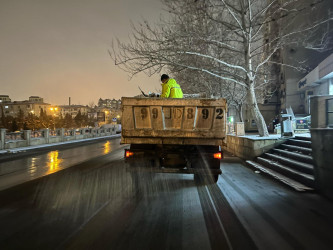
[330,79,333,95]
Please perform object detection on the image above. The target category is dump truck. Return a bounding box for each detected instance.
[121,97,227,183]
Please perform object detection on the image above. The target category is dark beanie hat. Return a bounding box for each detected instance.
[161,74,169,81]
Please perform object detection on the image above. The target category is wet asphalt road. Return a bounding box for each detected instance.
[0,137,124,191]
[0,138,333,250]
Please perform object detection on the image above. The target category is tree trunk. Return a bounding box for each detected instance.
[247,84,269,137]
[236,104,243,122]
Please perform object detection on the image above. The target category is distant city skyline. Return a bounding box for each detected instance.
[1,94,121,106]
[0,0,164,105]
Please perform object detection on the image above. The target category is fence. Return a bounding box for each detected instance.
[0,125,121,150]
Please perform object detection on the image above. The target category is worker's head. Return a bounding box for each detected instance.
[161,74,169,83]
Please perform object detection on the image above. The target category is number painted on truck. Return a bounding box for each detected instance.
[141,108,148,119]
[187,108,194,119]
[215,108,223,119]
[134,107,151,129]
[161,107,223,121]
[152,108,158,119]
[202,109,209,119]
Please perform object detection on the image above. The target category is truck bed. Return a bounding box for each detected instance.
[121,97,227,145]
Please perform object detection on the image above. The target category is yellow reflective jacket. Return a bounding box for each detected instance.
[161,78,183,98]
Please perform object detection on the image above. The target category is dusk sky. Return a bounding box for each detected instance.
[0,0,164,105]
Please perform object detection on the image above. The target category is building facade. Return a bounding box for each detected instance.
[279,0,333,115]
[49,105,91,118]
[0,95,11,103]
[240,0,333,132]
[28,96,44,103]
[98,98,121,110]
[0,96,51,118]
[297,53,333,114]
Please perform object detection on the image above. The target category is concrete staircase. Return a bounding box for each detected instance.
[246,136,315,191]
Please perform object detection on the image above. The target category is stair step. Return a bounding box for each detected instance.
[257,157,315,187]
[263,153,314,174]
[272,149,314,165]
[294,136,311,141]
[246,160,314,191]
[280,144,312,155]
[287,139,312,148]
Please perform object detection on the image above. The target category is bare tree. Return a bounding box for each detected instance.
[110,0,333,136]
[88,101,95,109]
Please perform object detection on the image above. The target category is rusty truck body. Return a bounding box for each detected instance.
[121,97,227,183]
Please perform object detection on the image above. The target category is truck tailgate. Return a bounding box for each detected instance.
[121,97,227,145]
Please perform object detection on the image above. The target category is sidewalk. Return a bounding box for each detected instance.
[237,132,311,140]
[223,132,311,160]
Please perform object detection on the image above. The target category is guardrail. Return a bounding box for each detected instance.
[0,125,121,150]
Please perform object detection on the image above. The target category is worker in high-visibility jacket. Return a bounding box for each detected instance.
[160,74,183,98]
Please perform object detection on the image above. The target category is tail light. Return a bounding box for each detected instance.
[125,149,134,158]
[213,152,222,159]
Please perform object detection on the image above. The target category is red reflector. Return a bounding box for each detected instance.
[125,151,134,158]
[214,152,222,159]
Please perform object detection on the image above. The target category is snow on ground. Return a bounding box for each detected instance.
[228,132,311,140]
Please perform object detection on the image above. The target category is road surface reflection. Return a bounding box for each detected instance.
[47,151,62,174]
[0,138,124,191]
[104,141,111,155]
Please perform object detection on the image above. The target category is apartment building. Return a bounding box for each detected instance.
[297,53,333,114]
[49,105,91,118]
[98,98,121,110]
[241,0,333,131]
[0,96,51,117]
[0,95,11,103]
